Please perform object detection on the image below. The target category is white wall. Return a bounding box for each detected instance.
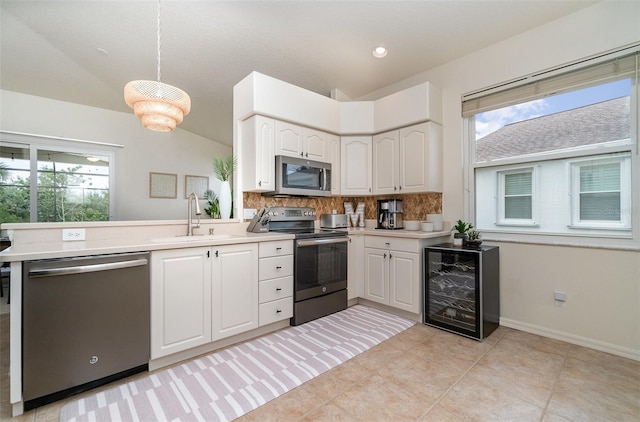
[359,1,640,358]
[0,90,231,220]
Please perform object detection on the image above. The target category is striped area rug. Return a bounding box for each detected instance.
[60,305,415,422]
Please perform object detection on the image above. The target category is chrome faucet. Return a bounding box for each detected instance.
[187,192,201,236]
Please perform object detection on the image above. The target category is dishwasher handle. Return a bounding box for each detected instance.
[28,258,148,278]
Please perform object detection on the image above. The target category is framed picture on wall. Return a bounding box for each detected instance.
[185,175,209,198]
[149,172,177,198]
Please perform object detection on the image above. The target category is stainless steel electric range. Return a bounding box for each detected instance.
[262,207,348,325]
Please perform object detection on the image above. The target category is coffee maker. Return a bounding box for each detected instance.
[376,199,404,229]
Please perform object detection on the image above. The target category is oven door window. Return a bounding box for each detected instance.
[295,240,347,300]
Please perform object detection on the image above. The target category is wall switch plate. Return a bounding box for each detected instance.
[244,208,257,219]
[62,228,86,241]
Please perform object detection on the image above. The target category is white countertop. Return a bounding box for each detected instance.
[347,227,451,240]
[0,218,451,262]
[0,231,294,262]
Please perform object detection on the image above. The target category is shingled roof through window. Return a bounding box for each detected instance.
[475,96,631,162]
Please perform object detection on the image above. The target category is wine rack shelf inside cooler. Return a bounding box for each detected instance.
[424,244,499,340]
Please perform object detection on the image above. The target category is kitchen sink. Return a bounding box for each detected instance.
[151,234,240,243]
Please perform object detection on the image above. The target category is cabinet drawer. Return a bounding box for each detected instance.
[259,297,293,326]
[364,236,419,253]
[259,255,293,280]
[259,276,294,303]
[259,240,294,257]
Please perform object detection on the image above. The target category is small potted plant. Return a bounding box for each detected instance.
[204,189,220,219]
[452,219,473,246]
[465,229,483,248]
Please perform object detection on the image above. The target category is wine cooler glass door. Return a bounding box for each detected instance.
[425,250,480,337]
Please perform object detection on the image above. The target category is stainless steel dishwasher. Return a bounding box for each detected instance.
[22,252,150,410]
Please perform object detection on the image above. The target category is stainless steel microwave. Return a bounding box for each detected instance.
[264,155,331,197]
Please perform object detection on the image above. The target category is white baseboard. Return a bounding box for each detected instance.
[500,317,640,361]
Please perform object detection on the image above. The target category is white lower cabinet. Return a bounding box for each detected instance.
[151,247,212,359]
[363,236,420,313]
[258,240,294,325]
[211,243,259,341]
[151,242,261,359]
[347,235,364,300]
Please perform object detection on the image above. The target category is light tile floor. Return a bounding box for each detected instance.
[1,313,639,421]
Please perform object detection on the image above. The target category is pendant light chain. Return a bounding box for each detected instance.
[156,0,162,83]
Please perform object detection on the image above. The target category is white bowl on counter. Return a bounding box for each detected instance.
[404,220,420,231]
[421,222,434,232]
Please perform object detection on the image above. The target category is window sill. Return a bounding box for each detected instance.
[481,231,639,252]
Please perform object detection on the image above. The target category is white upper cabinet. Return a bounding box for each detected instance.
[400,122,442,193]
[341,136,372,195]
[275,120,303,158]
[328,134,341,195]
[303,128,328,161]
[240,115,275,192]
[372,131,400,195]
[372,122,443,194]
[233,72,443,199]
[275,120,328,162]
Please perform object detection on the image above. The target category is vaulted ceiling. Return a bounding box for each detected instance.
[0,1,596,145]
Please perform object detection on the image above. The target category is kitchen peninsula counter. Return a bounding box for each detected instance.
[0,220,294,262]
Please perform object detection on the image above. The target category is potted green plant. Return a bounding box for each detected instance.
[213,155,237,219]
[452,219,473,246]
[204,189,220,219]
[465,229,482,248]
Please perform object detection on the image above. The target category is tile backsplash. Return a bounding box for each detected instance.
[243,192,442,220]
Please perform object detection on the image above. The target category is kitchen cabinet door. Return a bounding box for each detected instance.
[151,248,212,359]
[389,250,420,313]
[275,120,303,158]
[211,243,259,341]
[399,122,443,193]
[341,136,372,195]
[328,133,341,195]
[303,128,328,161]
[364,247,388,304]
[372,130,399,195]
[240,115,275,192]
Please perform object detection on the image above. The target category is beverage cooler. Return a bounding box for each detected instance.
[423,244,499,340]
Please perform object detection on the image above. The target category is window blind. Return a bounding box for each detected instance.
[462,46,639,117]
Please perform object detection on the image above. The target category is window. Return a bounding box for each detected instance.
[497,168,535,225]
[465,48,638,241]
[570,154,631,229]
[0,134,115,222]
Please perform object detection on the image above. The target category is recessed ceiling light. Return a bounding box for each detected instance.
[372,46,387,58]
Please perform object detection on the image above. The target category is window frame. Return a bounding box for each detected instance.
[568,153,632,230]
[496,166,538,227]
[463,47,639,248]
[0,131,118,222]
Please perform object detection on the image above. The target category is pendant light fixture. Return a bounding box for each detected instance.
[124,0,190,132]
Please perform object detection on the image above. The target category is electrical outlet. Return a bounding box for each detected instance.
[554,291,567,302]
[554,290,567,308]
[244,208,257,219]
[62,228,86,241]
